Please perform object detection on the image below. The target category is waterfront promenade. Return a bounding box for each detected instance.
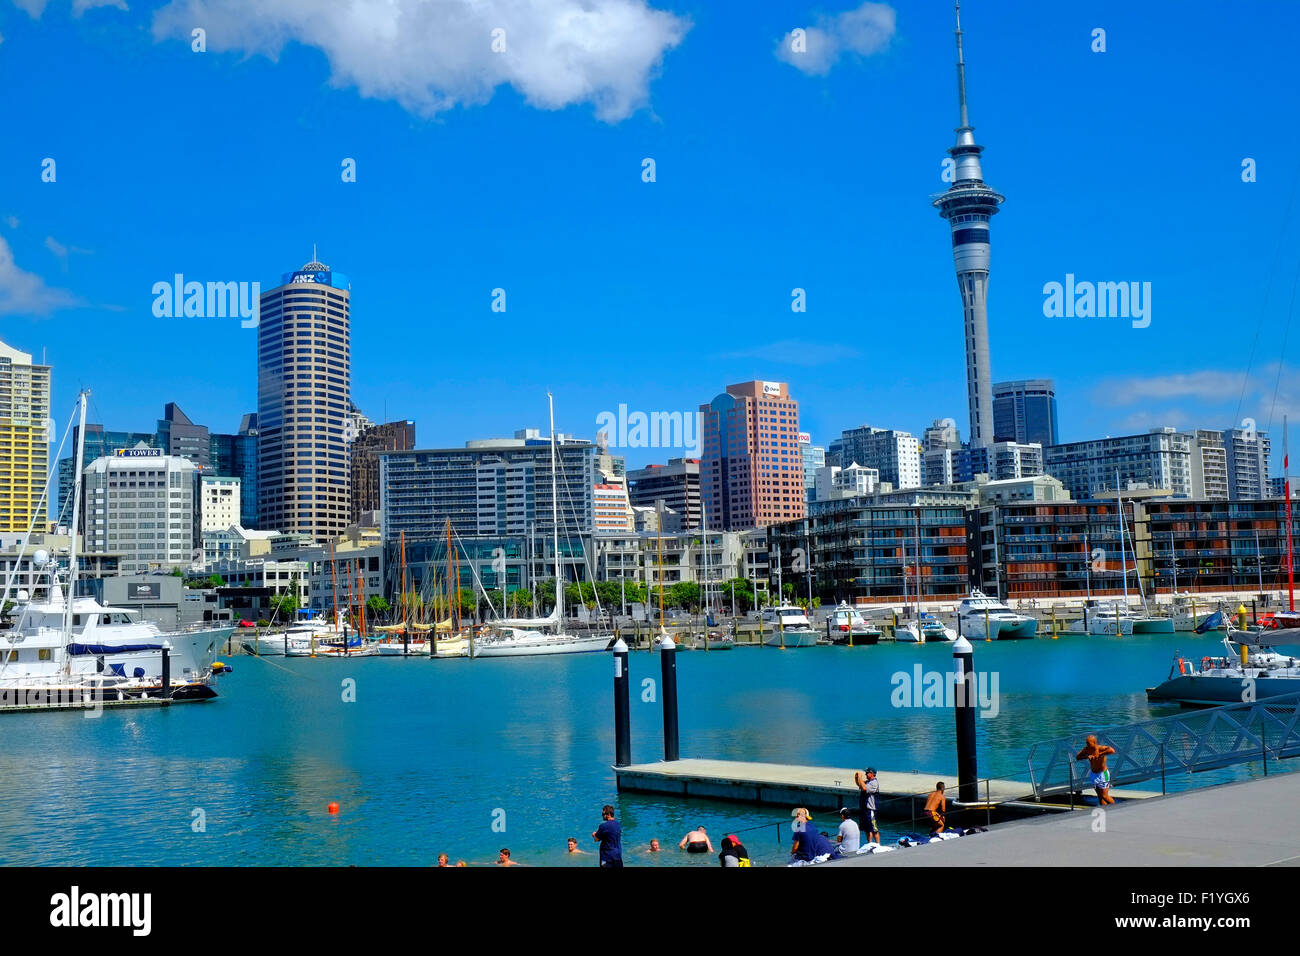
[835,771,1300,867]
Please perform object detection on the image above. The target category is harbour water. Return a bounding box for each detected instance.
[0,630,1286,867]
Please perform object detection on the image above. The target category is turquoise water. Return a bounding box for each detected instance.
[0,631,1284,867]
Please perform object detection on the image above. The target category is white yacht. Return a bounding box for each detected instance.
[0,555,227,694]
[825,602,881,645]
[957,590,1037,640]
[469,394,613,659]
[897,614,957,643]
[761,605,819,647]
[1068,601,1137,635]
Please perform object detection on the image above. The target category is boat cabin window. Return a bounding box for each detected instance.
[38,648,51,661]
[5,650,15,662]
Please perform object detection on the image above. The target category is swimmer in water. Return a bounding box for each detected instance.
[679,826,714,854]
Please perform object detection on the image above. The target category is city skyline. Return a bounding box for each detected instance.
[4,1,1300,473]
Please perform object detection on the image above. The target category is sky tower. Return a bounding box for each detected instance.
[933,1,1004,450]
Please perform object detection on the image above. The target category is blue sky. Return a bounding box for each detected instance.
[3,0,1299,470]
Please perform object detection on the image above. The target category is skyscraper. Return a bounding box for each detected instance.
[933,2,1004,450]
[0,338,51,532]
[157,402,211,469]
[992,380,1059,446]
[350,419,416,522]
[257,255,352,541]
[699,380,805,530]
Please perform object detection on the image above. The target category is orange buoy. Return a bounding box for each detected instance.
[328,802,340,814]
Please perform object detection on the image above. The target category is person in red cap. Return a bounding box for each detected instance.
[718,834,750,867]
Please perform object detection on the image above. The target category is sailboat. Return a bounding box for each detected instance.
[1116,482,1172,634]
[690,499,733,650]
[897,508,956,643]
[470,395,612,658]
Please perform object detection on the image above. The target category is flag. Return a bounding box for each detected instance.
[1195,610,1223,634]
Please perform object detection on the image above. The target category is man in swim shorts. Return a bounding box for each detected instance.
[923,782,946,835]
[679,825,713,854]
[1076,734,1117,806]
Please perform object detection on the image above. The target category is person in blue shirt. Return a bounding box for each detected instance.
[789,812,836,865]
[592,804,623,867]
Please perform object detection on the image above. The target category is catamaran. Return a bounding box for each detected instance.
[470,395,611,658]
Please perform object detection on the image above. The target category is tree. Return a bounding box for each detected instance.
[454,588,475,618]
[505,587,533,615]
[366,595,391,617]
[719,578,755,613]
[536,578,556,612]
[479,588,504,616]
[171,567,183,578]
[270,589,299,619]
[207,574,226,588]
[782,582,794,600]
[667,581,700,611]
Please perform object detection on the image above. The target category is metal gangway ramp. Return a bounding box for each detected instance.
[1026,691,1300,801]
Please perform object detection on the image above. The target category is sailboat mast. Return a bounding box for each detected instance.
[63,390,89,672]
[657,499,665,628]
[1286,415,1293,612]
[330,543,338,628]
[400,530,407,629]
[1083,529,1091,599]
[1116,471,1128,604]
[549,393,563,628]
[915,506,922,619]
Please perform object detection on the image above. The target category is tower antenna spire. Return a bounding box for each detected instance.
[955,1,969,129]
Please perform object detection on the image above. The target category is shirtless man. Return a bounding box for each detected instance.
[923,782,946,835]
[1076,734,1117,806]
[566,837,585,854]
[679,826,714,854]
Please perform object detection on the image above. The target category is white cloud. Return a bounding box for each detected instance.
[151,0,689,122]
[1092,370,1244,406]
[1094,364,1300,435]
[0,236,83,315]
[74,0,128,13]
[11,0,128,15]
[724,339,861,367]
[776,1,895,76]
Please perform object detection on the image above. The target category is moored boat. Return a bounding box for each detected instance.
[956,589,1036,639]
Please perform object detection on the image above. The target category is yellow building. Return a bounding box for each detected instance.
[0,339,51,533]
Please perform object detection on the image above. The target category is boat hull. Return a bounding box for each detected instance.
[762,629,820,647]
[1131,618,1175,635]
[1146,673,1300,706]
[470,634,610,658]
[963,617,1036,640]
[829,630,880,646]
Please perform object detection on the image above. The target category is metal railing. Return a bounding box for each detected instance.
[1026,691,1300,801]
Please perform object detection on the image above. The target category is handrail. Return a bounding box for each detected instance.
[1026,690,1300,800]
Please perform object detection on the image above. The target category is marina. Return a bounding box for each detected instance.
[0,627,1290,867]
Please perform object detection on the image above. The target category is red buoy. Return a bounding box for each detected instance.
[328,802,340,814]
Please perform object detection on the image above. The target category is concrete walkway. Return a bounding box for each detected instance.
[835,770,1300,866]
